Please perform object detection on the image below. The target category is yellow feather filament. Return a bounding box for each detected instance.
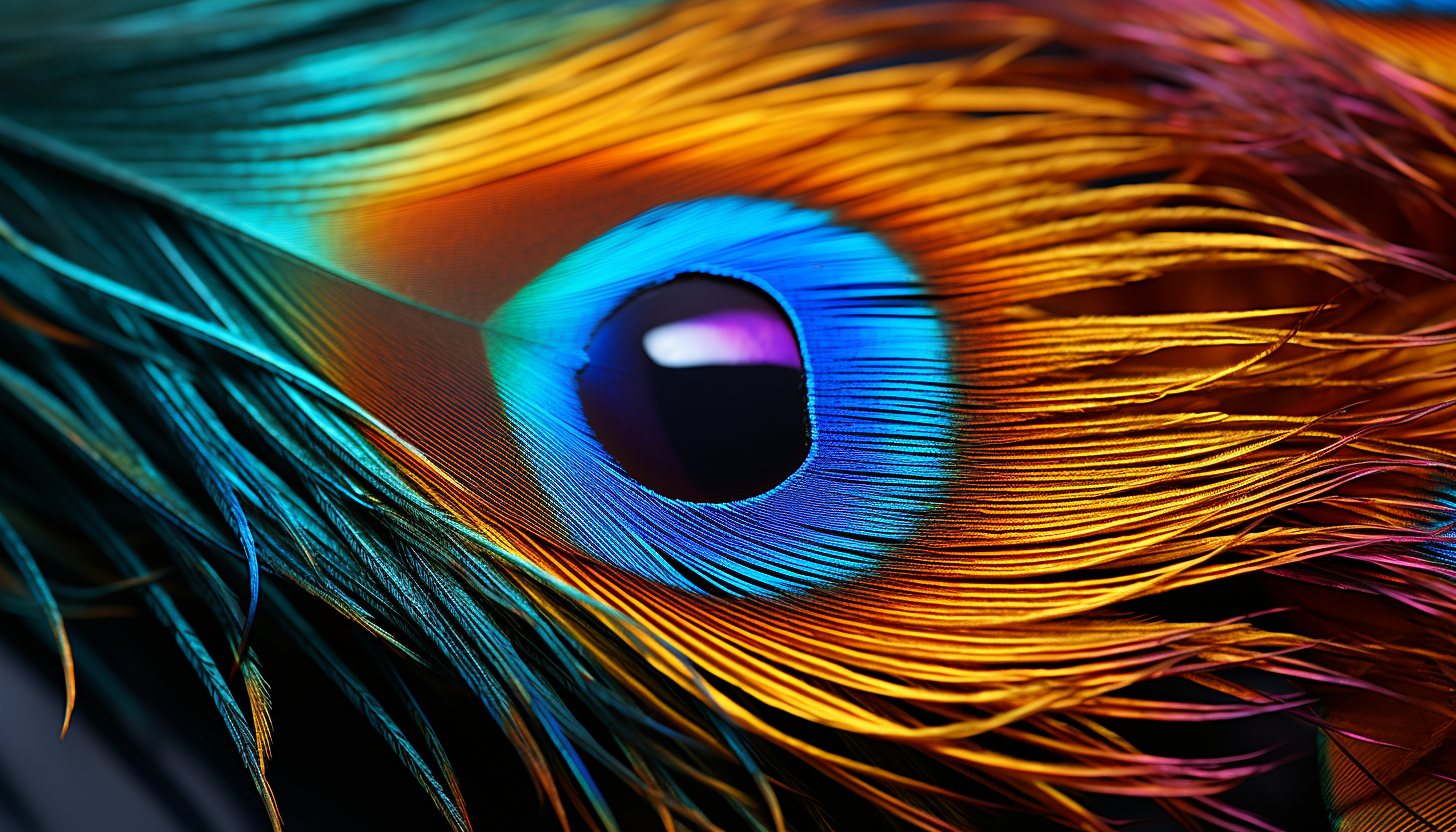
[284,1,1456,828]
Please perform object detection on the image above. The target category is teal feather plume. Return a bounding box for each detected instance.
[0,144,743,832]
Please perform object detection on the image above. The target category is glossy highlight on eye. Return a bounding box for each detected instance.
[642,308,803,370]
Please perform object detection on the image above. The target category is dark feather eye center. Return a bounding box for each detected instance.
[578,274,810,503]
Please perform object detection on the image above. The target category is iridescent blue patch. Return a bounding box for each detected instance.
[486,198,957,596]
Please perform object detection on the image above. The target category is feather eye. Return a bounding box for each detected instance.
[486,197,955,594]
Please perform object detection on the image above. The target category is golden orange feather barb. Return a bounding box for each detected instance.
[2,0,1456,830]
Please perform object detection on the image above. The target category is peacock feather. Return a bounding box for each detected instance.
[1,0,1456,829]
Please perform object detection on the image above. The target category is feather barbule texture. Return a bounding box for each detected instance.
[2,0,1456,830]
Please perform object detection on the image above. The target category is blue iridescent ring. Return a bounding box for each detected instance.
[486,197,956,596]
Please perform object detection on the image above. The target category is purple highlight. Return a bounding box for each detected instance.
[642,308,802,369]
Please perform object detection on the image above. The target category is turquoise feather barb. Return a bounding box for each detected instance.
[2,0,1456,830]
